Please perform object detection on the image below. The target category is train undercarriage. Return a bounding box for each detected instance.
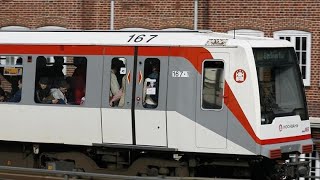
[0,141,309,180]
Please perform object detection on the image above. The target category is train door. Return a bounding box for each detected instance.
[101,47,168,147]
[195,53,229,149]
[134,47,168,146]
[101,47,135,145]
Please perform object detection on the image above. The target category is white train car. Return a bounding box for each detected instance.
[0,30,313,179]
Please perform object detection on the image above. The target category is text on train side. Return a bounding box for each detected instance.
[128,34,158,43]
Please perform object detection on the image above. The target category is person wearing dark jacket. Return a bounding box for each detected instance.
[35,77,56,104]
[8,78,22,102]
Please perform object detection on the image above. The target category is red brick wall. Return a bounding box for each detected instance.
[0,0,109,29]
[0,0,320,117]
[0,0,194,30]
[115,0,194,29]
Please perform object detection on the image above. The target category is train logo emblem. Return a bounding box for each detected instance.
[234,69,246,83]
[279,124,298,132]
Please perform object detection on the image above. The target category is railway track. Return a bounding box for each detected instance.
[0,166,250,180]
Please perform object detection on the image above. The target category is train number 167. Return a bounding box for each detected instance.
[128,34,158,43]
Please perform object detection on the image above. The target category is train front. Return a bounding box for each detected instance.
[253,46,313,178]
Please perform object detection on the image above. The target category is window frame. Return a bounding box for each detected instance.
[34,55,88,106]
[273,30,311,86]
[0,55,25,104]
[201,59,225,111]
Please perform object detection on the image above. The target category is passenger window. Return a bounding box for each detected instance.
[142,58,160,109]
[109,58,127,107]
[34,56,87,105]
[202,61,224,110]
[0,56,23,103]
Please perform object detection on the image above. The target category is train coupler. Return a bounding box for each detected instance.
[282,161,310,179]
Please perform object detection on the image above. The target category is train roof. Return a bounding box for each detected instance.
[0,30,293,48]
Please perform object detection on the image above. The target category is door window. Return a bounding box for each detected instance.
[202,61,224,110]
[109,57,127,107]
[142,58,160,109]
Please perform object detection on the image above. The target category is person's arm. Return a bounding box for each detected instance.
[109,88,123,106]
[49,88,65,104]
[51,89,59,99]
[50,89,62,104]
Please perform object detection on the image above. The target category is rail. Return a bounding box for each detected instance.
[0,166,249,180]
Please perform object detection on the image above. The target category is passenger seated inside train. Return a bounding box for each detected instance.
[8,78,22,102]
[35,77,56,104]
[142,59,160,109]
[50,80,70,104]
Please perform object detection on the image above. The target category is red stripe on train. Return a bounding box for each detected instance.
[0,45,211,73]
[225,82,311,145]
[261,134,311,145]
[0,45,107,55]
[224,82,261,144]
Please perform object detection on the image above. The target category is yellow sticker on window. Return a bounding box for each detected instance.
[3,67,23,76]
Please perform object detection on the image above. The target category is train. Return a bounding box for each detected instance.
[0,30,313,179]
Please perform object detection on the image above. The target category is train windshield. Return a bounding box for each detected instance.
[253,48,308,124]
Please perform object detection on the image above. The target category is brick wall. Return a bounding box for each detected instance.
[0,0,109,29]
[115,0,194,29]
[0,0,320,117]
[0,0,194,30]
